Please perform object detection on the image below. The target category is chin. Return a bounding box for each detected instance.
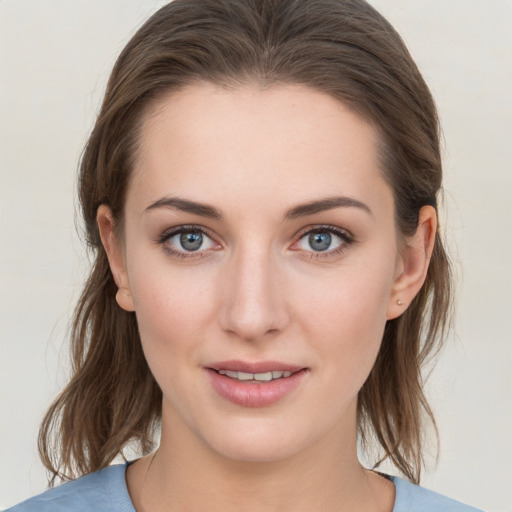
[211,436,303,463]
[199,416,316,463]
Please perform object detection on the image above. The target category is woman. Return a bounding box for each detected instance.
[7,0,484,510]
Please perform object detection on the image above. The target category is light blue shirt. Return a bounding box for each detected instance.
[6,463,484,511]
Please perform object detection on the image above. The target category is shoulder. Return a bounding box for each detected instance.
[5,464,134,512]
[391,476,485,512]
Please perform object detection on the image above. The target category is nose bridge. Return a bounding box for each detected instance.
[220,241,287,341]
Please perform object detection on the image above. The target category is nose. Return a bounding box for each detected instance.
[218,247,289,342]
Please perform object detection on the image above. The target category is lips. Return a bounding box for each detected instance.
[207,360,304,373]
[205,360,308,407]
[217,369,293,381]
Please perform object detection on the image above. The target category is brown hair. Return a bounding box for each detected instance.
[39,0,451,485]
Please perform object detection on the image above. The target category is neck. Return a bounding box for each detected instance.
[127,401,394,512]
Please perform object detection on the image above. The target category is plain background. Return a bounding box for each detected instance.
[1,1,511,510]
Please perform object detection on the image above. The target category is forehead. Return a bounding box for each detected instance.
[129,82,391,217]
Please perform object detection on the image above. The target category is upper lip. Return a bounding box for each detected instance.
[206,360,305,373]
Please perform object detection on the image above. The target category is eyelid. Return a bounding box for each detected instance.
[155,223,355,260]
[293,224,354,243]
[156,224,221,259]
[291,224,355,259]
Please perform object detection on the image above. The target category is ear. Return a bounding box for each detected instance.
[96,204,135,312]
[386,205,437,320]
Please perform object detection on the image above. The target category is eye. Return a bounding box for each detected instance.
[300,232,339,252]
[294,226,354,258]
[174,231,206,252]
[158,226,219,258]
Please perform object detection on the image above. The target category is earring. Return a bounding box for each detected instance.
[397,299,403,306]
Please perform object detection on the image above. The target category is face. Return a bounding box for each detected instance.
[100,83,418,464]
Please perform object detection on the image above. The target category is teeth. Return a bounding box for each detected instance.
[217,370,294,381]
[254,372,273,381]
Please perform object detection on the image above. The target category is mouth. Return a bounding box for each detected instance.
[206,360,305,382]
[213,369,295,382]
[205,361,308,407]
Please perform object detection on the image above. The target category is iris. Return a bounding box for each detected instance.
[180,232,203,251]
[309,232,331,251]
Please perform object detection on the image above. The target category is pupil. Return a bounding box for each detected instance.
[309,232,331,251]
[180,232,203,251]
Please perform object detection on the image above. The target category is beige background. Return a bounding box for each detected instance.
[1,1,511,510]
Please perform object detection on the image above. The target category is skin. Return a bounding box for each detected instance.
[98,83,436,512]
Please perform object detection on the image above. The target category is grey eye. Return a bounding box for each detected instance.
[179,231,203,251]
[163,227,218,256]
[308,232,332,251]
[297,229,345,254]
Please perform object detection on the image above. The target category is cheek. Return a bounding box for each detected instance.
[128,264,219,415]
[296,257,395,382]
[128,258,217,357]
[298,258,393,337]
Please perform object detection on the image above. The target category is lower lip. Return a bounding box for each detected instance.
[206,369,307,407]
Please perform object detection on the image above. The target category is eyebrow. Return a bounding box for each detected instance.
[282,196,372,220]
[145,197,223,219]
[144,195,372,220]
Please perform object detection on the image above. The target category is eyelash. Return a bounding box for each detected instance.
[155,224,355,260]
[294,225,355,260]
[156,225,216,260]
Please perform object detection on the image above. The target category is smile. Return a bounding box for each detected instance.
[216,370,293,382]
[206,362,308,407]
